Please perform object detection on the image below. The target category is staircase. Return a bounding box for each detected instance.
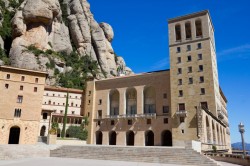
[0,145,59,160]
[50,145,221,166]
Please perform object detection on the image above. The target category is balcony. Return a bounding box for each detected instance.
[176,110,187,117]
[217,110,224,120]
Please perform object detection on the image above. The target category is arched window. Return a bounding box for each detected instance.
[195,20,202,37]
[175,24,182,41]
[40,126,46,136]
[144,87,156,114]
[110,90,119,116]
[126,88,137,115]
[185,22,192,39]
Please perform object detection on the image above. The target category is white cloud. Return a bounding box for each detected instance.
[150,57,169,70]
[217,44,250,57]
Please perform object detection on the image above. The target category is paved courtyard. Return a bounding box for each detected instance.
[0,157,242,166]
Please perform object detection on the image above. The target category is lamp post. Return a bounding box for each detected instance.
[238,122,246,158]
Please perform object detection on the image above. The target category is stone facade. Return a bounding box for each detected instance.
[84,11,231,152]
[40,86,84,137]
[0,65,47,144]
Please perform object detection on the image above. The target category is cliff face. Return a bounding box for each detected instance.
[0,0,132,84]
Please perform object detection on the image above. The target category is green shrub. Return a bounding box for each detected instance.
[212,145,217,153]
[66,126,88,140]
[0,47,10,65]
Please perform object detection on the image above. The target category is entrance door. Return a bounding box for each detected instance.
[145,130,154,146]
[161,130,172,146]
[8,126,20,144]
[96,131,103,145]
[109,131,116,145]
[126,131,134,146]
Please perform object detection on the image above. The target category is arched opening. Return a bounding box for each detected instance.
[126,88,137,115]
[40,126,46,136]
[144,86,156,114]
[126,131,135,146]
[206,116,211,143]
[161,130,172,146]
[195,20,202,37]
[109,131,116,145]
[185,22,192,39]
[145,130,154,146]
[175,24,182,41]
[212,121,216,144]
[110,90,119,116]
[57,128,61,137]
[8,126,20,144]
[96,131,103,145]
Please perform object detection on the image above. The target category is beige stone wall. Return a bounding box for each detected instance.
[0,66,46,144]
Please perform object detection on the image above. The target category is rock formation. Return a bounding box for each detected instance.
[1,0,133,83]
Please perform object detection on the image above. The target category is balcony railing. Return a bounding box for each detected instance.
[176,110,187,117]
[104,113,157,119]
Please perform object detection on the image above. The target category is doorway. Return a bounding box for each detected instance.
[8,126,20,144]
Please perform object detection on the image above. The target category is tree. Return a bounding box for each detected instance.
[61,90,69,138]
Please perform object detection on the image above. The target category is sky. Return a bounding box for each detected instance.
[88,0,250,144]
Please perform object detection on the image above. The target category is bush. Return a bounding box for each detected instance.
[212,145,217,153]
[66,126,88,140]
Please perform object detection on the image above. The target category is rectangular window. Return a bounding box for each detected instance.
[128,120,132,125]
[60,110,63,114]
[5,84,9,89]
[72,111,75,115]
[200,76,204,83]
[111,120,115,126]
[178,79,182,85]
[187,45,191,51]
[35,78,39,83]
[187,55,192,62]
[179,103,185,111]
[97,110,102,119]
[197,43,202,49]
[201,88,206,95]
[20,86,23,91]
[201,102,208,110]
[177,47,181,53]
[88,100,91,104]
[17,95,23,103]
[188,66,192,73]
[199,65,203,71]
[189,78,193,84]
[6,74,10,79]
[180,117,185,123]
[163,93,167,99]
[198,54,203,60]
[178,68,182,74]
[42,113,47,119]
[147,119,151,125]
[97,121,101,126]
[34,87,37,92]
[177,57,181,63]
[14,109,21,118]
[179,90,183,97]
[163,106,169,114]
[99,99,102,105]
[21,76,25,81]
[164,118,168,124]
[88,91,91,96]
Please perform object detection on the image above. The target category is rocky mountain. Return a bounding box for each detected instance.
[0,0,133,87]
[232,142,250,151]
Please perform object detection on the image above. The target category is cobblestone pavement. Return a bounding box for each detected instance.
[0,157,242,166]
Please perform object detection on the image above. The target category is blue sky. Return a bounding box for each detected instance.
[88,0,250,143]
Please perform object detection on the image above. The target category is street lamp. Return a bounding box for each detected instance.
[238,122,246,158]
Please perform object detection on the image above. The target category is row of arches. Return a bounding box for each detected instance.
[205,116,226,145]
[175,19,202,41]
[109,86,156,116]
[96,130,172,146]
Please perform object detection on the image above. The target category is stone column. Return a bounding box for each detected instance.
[118,88,126,115]
[135,86,144,115]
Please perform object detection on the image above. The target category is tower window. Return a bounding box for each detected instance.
[199,65,204,72]
[195,20,203,37]
[163,106,169,114]
[189,78,193,84]
[34,87,37,92]
[187,45,191,51]
[17,95,23,103]
[111,120,115,126]
[178,68,182,74]
[164,118,168,124]
[20,86,23,91]
[6,74,10,79]
[201,88,206,95]
[185,22,192,39]
[14,109,22,118]
[128,120,132,125]
[5,84,9,89]
[197,43,202,49]
[177,57,181,63]
[188,66,192,73]
[43,113,48,119]
[200,76,204,83]
[21,76,25,81]
[187,55,192,62]
[178,103,185,111]
[35,78,39,83]
[163,93,167,99]
[178,79,182,85]
[175,24,182,41]
[179,90,183,97]
[147,119,151,125]
[198,54,203,60]
[99,99,102,105]
[177,47,181,53]
[201,102,208,110]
